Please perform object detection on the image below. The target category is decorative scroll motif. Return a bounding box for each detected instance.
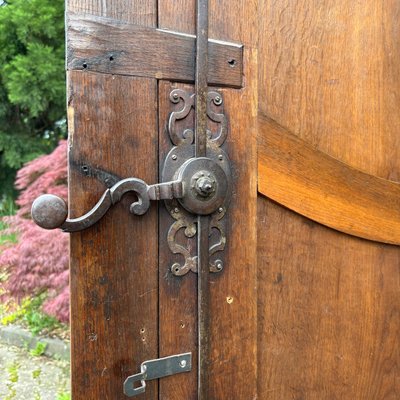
[166,202,198,276]
[206,91,228,147]
[166,89,228,276]
[208,207,226,273]
[168,89,195,145]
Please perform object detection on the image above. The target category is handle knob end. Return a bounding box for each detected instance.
[31,194,68,229]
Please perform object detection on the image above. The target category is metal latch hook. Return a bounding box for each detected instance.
[123,353,192,397]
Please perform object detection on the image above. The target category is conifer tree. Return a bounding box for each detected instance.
[0,0,65,201]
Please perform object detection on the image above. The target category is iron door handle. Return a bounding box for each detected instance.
[31,156,230,233]
[31,88,232,278]
[31,178,183,232]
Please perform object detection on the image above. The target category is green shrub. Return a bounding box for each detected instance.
[29,341,47,357]
[1,293,62,335]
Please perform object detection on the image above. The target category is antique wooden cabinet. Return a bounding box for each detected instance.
[32,0,399,398]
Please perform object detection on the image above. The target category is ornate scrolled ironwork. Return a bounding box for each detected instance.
[165,88,229,276]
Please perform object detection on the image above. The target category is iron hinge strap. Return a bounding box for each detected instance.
[123,352,192,397]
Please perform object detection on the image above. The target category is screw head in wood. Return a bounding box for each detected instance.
[214,95,222,105]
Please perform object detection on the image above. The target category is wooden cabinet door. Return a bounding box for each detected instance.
[63,1,398,399]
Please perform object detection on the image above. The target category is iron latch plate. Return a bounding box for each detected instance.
[123,352,192,397]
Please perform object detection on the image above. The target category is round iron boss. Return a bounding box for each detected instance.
[176,157,228,215]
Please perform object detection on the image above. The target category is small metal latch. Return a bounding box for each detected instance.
[123,352,192,397]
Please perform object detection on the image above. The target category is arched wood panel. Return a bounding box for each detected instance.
[257,1,400,398]
[258,115,400,245]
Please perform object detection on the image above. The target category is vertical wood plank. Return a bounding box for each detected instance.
[257,1,400,398]
[158,1,258,398]
[68,0,156,24]
[208,2,258,398]
[257,198,400,399]
[67,1,158,399]
[158,0,195,35]
[259,0,400,179]
[158,4,197,400]
[158,81,198,400]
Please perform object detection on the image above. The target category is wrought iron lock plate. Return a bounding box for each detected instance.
[31,91,231,272]
[123,353,192,397]
[163,89,231,275]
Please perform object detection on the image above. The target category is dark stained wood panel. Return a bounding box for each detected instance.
[68,72,159,400]
[257,198,400,399]
[158,81,198,400]
[67,13,243,87]
[158,0,258,399]
[157,4,197,400]
[67,1,158,399]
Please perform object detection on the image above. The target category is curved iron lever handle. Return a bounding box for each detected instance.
[31,178,183,232]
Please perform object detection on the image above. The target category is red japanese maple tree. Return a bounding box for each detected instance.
[0,141,69,323]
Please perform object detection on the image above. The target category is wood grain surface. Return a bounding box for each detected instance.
[67,1,158,399]
[258,198,400,399]
[259,0,400,179]
[257,1,400,399]
[158,0,258,399]
[258,115,400,245]
[67,13,243,87]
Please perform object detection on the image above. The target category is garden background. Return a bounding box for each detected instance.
[0,0,70,398]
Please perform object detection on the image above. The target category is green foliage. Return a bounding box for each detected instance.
[0,222,17,246]
[32,368,42,380]
[0,0,66,201]
[0,196,16,216]
[0,200,18,245]
[7,361,20,383]
[29,341,47,357]
[1,293,62,335]
[56,391,71,400]
[4,360,19,400]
